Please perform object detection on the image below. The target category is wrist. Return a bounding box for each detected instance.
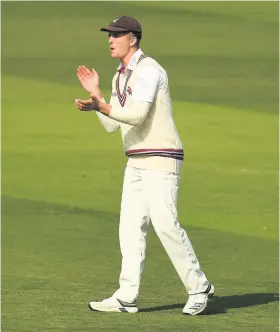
[98,101,111,116]
[90,87,103,100]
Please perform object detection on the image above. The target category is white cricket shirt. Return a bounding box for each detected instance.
[97,49,184,174]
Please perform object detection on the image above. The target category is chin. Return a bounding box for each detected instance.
[110,52,120,59]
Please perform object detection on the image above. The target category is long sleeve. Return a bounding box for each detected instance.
[109,101,152,126]
[96,98,120,133]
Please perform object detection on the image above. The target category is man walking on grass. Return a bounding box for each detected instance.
[75,16,214,315]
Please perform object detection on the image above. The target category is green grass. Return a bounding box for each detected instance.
[1,2,279,332]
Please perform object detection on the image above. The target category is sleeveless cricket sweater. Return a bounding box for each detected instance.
[111,55,184,174]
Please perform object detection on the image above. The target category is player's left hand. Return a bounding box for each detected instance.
[77,65,100,94]
[75,97,100,111]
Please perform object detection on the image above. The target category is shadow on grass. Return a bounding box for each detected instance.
[140,293,279,314]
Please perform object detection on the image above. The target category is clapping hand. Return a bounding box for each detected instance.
[75,96,100,112]
[77,65,99,94]
[75,65,110,114]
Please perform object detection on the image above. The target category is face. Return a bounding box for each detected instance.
[108,32,137,59]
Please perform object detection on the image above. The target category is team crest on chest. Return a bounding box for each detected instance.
[127,86,133,96]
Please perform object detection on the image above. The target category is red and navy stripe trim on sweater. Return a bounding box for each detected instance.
[126,148,184,161]
[116,54,147,107]
[116,70,132,107]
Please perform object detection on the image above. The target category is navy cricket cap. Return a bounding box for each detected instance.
[100,16,142,39]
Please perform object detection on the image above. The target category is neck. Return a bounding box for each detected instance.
[122,47,139,67]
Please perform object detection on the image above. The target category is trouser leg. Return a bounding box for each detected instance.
[142,169,209,294]
[112,166,150,303]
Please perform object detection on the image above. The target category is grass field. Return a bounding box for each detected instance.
[1,1,279,331]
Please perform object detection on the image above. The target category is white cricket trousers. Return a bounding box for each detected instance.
[112,165,209,303]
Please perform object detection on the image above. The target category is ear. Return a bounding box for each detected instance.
[130,36,137,47]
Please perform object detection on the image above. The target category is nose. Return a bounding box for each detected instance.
[108,35,114,43]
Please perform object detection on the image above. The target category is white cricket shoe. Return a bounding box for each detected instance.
[88,297,138,313]
[183,284,215,316]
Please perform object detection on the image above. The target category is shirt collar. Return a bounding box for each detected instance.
[117,48,144,72]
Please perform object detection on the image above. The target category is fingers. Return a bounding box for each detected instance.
[78,98,93,104]
[75,98,91,106]
[77,66,86,78]
[77,65,92,77]
[75,98,96,111]
[77,72,83,82]
[83,65,92,74]
[75,99,90,111]
[81,66,91,76]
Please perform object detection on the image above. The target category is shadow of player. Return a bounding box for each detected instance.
[139,293,279,314]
